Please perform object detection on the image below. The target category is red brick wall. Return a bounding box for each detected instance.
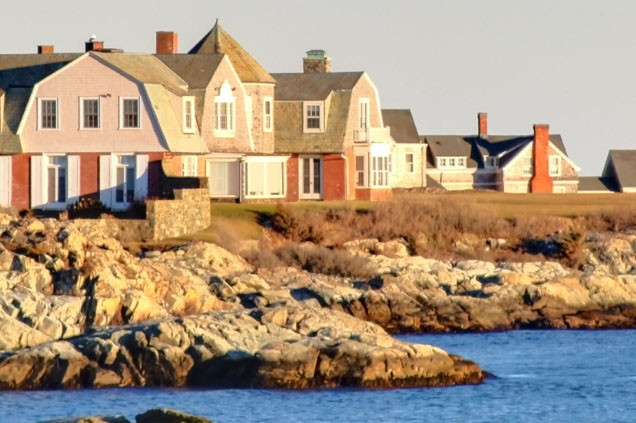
[286,155,299,202]
[323,154,347,201]
[80,153,100,200]
[530,124,553,193]
[12,154,30,210]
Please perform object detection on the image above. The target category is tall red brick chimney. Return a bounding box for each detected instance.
[37,45,54,54]
[478,113,488,137]
[156,31,178,54]
[530,124,553,193]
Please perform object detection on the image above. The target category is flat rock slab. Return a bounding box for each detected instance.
[136,408,213,423]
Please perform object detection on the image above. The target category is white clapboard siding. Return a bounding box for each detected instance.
[67,155,80,204]
[0,156,11,207]
[99,155,112,208]
[30,156,43,209]
[135,154,149,200]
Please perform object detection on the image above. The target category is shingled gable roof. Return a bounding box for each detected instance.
[605,150,636,189]
[424,133,570,169]
[271,72,364,101]
[155,54,225,90]
[381,109,420,144]
[189,20,275,84]
[0,54,81,90]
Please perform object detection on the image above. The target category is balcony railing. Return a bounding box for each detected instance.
[353,127,391,143]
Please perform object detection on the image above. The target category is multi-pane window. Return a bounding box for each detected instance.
[372,156,390,187]
[39,99,58,129]
[359,99,369,129]
[549,156,561,176]
[47,156,66,203]
[181,156,197,177]
[81,98,100,129]
[457,157,466,167]
[264,98,273,132]
[355,155,366,187]
[115,155,135,204]
[486,156,498,168]
[437,157,466,169]
[183,97,195,133]
[438,158,447,168]
[405,153,414,173]
[245,161,285,197]
[121,98,140,129]
[306,105,321,129]
[215,102,234,131]
[522,157,534,176]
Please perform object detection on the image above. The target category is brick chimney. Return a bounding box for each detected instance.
[37,45,54,54]
[478,112,488,137]
[303,50,331,73]
[156,31,178,54]
[85,36,104,52]
[530,124,553,193]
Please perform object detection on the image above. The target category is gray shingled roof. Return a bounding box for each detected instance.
[0,54,81,89]
[578,176,618,192]
[606,150,636,189]
[189,21,275,84]
[272,72,364,101]
[156,54,225,90]
[381,109,420,144]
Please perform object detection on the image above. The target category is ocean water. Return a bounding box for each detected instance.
[1,330,635,423]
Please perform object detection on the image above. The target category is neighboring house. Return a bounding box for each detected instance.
[272,50,393,201]
[0,47,208,210]
[381,109,426,189]
[156,22,287,201]
[577,176,617,194]
[588,150,636,193]
[423,113,580,193]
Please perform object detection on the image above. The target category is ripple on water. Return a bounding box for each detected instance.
[2,330,636,423]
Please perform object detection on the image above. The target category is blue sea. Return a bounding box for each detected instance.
[1,330,635,423]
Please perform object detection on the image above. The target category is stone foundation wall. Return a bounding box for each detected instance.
[145,188,211,240]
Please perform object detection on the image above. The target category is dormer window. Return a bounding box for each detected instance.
[264,97,273,132]
[485,156,498,168]
[303,101,323,132]
[437,157,466,169]
[214,81,235,137]
[183,97,195,134]
[359,98,370,129]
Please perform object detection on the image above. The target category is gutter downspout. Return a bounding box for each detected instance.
[340,153,349,200]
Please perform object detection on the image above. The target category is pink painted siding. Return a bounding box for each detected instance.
[21,55,168,154]
[343,74,384,148]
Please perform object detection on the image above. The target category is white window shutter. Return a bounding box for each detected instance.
[67,155,80,204]
[0,156,11,207]
[135,154,149,200]
[30,156,43,209]
[99,155,112,208]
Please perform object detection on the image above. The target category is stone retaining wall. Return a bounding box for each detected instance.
[145,188,211,240]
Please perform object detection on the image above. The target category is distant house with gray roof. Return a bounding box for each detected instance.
[381,109,426,189]
[422,113,580,193]
[592,150,636,193]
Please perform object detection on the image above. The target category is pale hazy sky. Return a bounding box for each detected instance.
[3,0,635,175]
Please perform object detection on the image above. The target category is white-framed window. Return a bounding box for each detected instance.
[46,155,67,204]
[553,185,566,194]
[264,97,273,132]
[457,157,466,167]
[522,157,533,176]
[181,156,197,177]
[437,156,467,169]
[182,97,195,133]
[371,156,390,187]
[485,156,498,168]
[214,81,235,137]
[115,155,136,204]
[80,97,100,130]
[38,98,59,130]
[549,155,561,176]
[245,159,286,198]
[119,97,141,129]
[359,98,370,129]
[355,155,366,187]
[405,153,414,173]
[449,158,456,167]
[438,157,447,168]
[303,101,323,132]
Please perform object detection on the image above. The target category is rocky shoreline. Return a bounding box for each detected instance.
[41,407,213,423]
[1,214,636,391]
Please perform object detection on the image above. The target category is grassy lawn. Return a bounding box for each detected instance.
[407,191,636,219]
[176,192,636,245]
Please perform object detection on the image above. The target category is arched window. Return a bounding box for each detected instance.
[214,81,235,136]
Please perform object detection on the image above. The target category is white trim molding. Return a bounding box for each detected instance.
[303,101,324,133]
[182,96,196,134]
[79,96,101,130]
[119,96,142,130]
[37,97,59,130]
